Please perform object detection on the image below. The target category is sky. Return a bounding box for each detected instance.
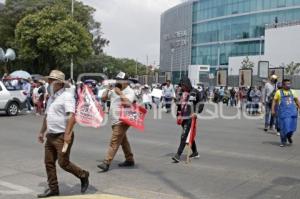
[0,0,182,66]
[81,0,182,66]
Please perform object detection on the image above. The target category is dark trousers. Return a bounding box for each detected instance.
[176,119,198,156]
[144,103,152,110]
[165,97,172,112]
[45,133,87,192]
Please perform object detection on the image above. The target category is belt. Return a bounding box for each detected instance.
[47,133,64,137]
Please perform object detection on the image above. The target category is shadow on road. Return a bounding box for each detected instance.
[247,176,300,199]
[262,141,281,146]
[38,181,98,196]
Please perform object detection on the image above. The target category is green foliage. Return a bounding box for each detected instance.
[241,56,254,69]
[75,54,147,79]
[15,5,92,74]
[0,0,142,78]
[285,62,300,76]
[0,0,109,75]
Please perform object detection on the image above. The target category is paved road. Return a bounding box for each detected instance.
[1,104,300,199]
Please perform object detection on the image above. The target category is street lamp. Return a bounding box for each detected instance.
[70,0,74,80]
[170,48,175,82]
[217,42,222,70]
[259,36,265,60]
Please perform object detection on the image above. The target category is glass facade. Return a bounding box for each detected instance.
[193,0,300,21]
[191,0,300,67]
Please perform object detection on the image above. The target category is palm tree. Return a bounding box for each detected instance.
[285,62,300,76]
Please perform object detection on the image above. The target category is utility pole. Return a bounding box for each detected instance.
[170,48,175,83]
[70,0,74,80]
[146,55,149,85]
[135,58,138,78]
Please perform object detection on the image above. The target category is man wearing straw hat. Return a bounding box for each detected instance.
[37,70,89,198]
[97,71,136,172]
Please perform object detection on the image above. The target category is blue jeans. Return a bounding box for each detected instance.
[265,103,274,128]
[280,131,293,145]
[26,96,32,111]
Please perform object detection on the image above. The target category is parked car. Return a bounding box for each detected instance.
[0,81,27,116]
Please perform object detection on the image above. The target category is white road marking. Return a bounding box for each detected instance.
[0,180,34,195]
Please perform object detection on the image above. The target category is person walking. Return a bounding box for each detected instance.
[250,86,262,115]
[97,72,136,172]
[230,87,237,107]
[238,87,246,111]
[142,85,152,110]
[172,77,205,163]
[37,70,89,198]
[22,78,32,112]
[264,75,278,131]
[162,80,175,113]
[272,79,300,147]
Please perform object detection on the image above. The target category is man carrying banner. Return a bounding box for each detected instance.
[98,72,136,172]
[37,70,89,198]
[172,77,205,163]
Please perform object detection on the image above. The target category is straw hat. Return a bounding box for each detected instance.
[271,74,278,80]
[45,70,65,82]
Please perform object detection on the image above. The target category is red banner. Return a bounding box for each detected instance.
[186,117,197,145]
[120,103,147,131]
[75,85,104,128]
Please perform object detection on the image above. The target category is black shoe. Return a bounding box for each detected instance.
[287,136,293,144]
[172,154,180,163]
[37,188,59,198]
[97,162,110,172]
[80,171,89,193]
[264,128,268,132]
[118,160,135,167]
[189,152,200,159]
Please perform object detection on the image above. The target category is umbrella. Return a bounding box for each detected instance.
[0,48,4,61]
[10,70,31,79]
[31,74,43,81]
[128,78,139,84]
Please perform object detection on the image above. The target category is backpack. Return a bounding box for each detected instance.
[191,88,205,114]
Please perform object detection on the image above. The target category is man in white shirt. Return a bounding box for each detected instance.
[98,72,136,172]
[37,70,89,198]
[162,80,175,113]
[263,75,277,131]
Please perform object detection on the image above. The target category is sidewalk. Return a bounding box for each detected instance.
[51,194,132,199]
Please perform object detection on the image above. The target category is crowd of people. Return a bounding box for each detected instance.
[1,69,299,198]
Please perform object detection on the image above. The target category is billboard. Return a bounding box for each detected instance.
[216,70,228,86]
[239,69,252,87]
[258,61,269,78]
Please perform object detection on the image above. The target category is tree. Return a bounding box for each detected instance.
[0,0,108,56]
[75,54,147,79]
[241,56,254,69]
[15,5,93,74]
[285,62,300,76]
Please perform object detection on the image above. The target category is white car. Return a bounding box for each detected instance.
[0,81,27,116]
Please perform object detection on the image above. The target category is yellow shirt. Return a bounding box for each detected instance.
[274,89,297,103]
